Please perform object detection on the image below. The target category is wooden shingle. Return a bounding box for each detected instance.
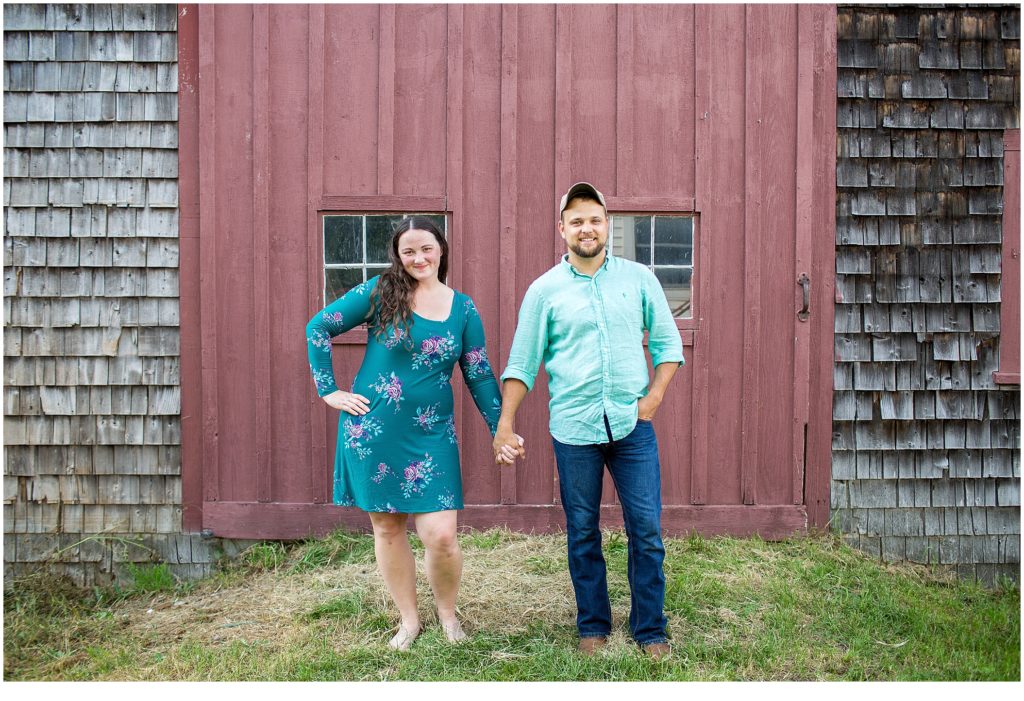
[5,31,30,62]
[54,31,91,61]
[148,123,177,149]
[72,92,117,122]
[919,39,960,69]
[27,31,56,61]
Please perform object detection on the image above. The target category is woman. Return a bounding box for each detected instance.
[306,216,521,650]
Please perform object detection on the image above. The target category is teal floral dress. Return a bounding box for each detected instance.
[306,276,501,513]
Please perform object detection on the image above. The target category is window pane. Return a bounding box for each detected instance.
[322,214,448,307]
[612,215,651,265]
[325,267,365,302]
[653,216,692,266]
[634,216,652,265]
[653,267,692,318]
[324,216,362,264]
[611,216,633,258]
[366,216,397,264]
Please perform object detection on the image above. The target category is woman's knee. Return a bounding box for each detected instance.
[421,526,459,555]
[370,513,409,541]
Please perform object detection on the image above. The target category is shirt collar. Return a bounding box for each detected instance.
[561,251,614,279]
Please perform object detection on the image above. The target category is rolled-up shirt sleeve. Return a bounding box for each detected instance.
[500,285,549,391]
[641,268,685,367]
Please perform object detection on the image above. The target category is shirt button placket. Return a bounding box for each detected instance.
[593,277,613,423]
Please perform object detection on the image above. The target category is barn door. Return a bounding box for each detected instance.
[179,4,836,539]
[684,4,835,530]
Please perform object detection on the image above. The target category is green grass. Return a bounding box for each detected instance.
[287,529,376,573]
[4,530,1019,681]
[243,542,288,572]
[122,562,177,594]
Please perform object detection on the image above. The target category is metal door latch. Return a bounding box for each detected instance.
[798,273,810,322]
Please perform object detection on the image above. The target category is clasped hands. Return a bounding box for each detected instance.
[492,425,525,465]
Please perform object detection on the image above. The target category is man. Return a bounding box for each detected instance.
[493,182,684,660]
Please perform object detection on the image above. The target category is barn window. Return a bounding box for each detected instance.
[611,214,694,319]
[322,214,447,301]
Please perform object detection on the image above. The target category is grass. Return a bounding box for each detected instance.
[122,562,178,594]
[3,529,1019,681]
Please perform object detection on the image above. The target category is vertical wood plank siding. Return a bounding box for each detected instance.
[833,5,1020,584]
[178,3,202,532]
[181,4,836,541]
[252,5,272,503]
[196,5,219,504]
[306,5,328,504]
[995,130,1020,384]
[498,4,519,506]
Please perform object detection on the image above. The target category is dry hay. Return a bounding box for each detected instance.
[111,529,652,655]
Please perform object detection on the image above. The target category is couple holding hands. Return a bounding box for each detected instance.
[305,182,683,659]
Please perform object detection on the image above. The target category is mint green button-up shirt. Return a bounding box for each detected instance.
[501,253,685,446]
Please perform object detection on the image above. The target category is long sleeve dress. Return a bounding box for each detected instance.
[306,276,502,513]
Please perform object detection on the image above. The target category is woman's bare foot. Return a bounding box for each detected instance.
[388,622,421,651]
[441,618,468,643]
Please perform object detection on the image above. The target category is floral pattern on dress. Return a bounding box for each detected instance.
[487,397,501,433]
[400,455,437,499]
[371,462,392,485]
[321,310,344,334]
[414,404,440,431]
[343,416,383,459]
[309,287,502,512]
[383,326,409,350]
[411,331,457,370]
[371,372,404,411]
[307,328,331,352]
[461,346,492,380]
[312,368,335,395]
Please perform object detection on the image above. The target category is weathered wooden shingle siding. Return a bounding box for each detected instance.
[2,4,222,586]
[834,5,1021,584]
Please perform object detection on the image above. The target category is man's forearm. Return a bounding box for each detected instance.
[498,378,529,429]
[647,362,680,400]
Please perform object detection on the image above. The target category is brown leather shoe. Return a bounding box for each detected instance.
[642,642,671,660]
[577,636,608,655]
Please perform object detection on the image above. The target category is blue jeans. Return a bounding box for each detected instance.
[551,418,668,645]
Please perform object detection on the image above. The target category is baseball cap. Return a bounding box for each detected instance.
[558,182,607,216]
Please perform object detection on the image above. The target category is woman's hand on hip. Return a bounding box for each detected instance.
[322,390,371,415]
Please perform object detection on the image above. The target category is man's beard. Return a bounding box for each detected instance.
[568,241,604,258]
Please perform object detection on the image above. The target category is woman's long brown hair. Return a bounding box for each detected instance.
[369,216,449,348]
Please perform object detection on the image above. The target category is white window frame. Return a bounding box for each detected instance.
[610,212,695,320]
[321,212,447,303]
